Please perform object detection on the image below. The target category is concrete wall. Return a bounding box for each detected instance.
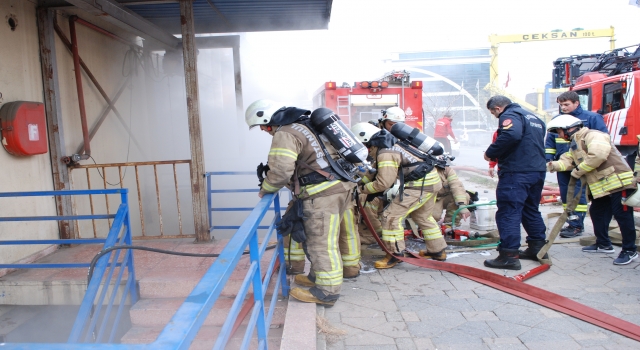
[0,0,269,260]
[0,0,58,264]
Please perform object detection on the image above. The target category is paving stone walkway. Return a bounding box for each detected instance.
[307,173,640,350]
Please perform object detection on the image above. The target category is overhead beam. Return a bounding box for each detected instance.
[64,0,181,49]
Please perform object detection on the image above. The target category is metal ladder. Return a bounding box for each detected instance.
[336,95,351,121]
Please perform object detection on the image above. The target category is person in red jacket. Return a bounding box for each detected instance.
[434,113,457,154]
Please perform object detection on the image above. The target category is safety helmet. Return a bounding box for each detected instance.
[245,99,286,129]
[623,189,640,207]
[381,107,406,123]
[351,122,381,143]
[546,114,583,137]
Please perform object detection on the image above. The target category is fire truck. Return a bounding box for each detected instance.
[312,70,424,129]
[552,43,640,157]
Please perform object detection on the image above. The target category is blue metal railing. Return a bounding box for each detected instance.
[0,189,138,345]
[0,189,287,349]
[153,192,288,349]
[205,171,289,232]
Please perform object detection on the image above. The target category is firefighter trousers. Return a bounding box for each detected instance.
[283,235,305,274]
[302,188,355,298]
[381,188,447,254]
[358,194,383,245]
[432,192,470,226]
[339,206,361,277]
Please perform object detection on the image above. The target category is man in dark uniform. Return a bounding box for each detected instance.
[483,95,547,270]
[545,91,608,238]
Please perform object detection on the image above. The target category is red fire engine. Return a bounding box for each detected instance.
[552,44,640,156]
[312,70,424,129]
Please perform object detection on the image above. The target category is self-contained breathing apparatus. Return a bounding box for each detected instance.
[387,123,445,202]
[263,107,371,244]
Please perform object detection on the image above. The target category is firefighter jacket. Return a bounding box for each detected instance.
[259,123,354,200]
[433,117,455,139]
[361,144,441,195]
[437,167,468,205]
[485,103,546,173]
[545,106,608,161]
[549,127,635,199]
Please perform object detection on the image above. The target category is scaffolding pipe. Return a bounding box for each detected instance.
[74,17,136,47]
[69,16,91,159]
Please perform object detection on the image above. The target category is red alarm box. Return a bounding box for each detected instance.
[0,101,48,156]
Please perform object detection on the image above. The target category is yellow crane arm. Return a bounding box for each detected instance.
[488,27,615,87]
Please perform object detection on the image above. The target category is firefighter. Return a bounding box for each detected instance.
[245,100,359,306]
[545,91,608,238]
[358,171,384,245]
[432,157,471,226]
[352,110,447,269]
[547,115,638,265]
[483,95,547,270]
[433,113,457,155]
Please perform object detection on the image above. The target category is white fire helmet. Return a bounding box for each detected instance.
[623,189,640,207]
[546,114,583,133]
[351,122,381,143]
[245,99,285,129]
[381,107,406,123]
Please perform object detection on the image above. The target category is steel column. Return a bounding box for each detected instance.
[37,8,76,240]
[180,0,210,242]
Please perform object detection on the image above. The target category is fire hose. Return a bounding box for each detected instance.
[355,189,640,341]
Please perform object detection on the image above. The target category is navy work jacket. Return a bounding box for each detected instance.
[544,105,608,161]
[485,103,546,173]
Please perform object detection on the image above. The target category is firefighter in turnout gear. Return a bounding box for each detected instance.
[246,99,360,306]
[432,159,471,226]
[352,112,447,269]
[545,91,609,238]
[547,115,638,265]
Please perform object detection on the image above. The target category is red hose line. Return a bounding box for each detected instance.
[356,200,640,342]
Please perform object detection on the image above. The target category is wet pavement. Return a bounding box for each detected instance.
[306,158,640,350]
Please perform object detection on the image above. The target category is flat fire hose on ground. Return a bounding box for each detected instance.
[355,197,640,342]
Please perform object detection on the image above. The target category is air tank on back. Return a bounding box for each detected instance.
[389,123,444,156]
[309,108,371,166]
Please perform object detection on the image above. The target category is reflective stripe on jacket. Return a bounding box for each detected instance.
[551,127,635,199]
[260,123,354,199]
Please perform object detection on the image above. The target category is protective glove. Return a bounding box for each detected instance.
[256,162,270,187]
[383,180,401,202]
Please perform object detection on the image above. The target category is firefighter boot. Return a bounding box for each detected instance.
[374,253,402,269]
[484,248,521,270]
[294,274,315,287]
[519,240,548,260]
[286,260,305,275]
[418,249,447,261]
[343,263,361,279]
[289,287,337,307]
